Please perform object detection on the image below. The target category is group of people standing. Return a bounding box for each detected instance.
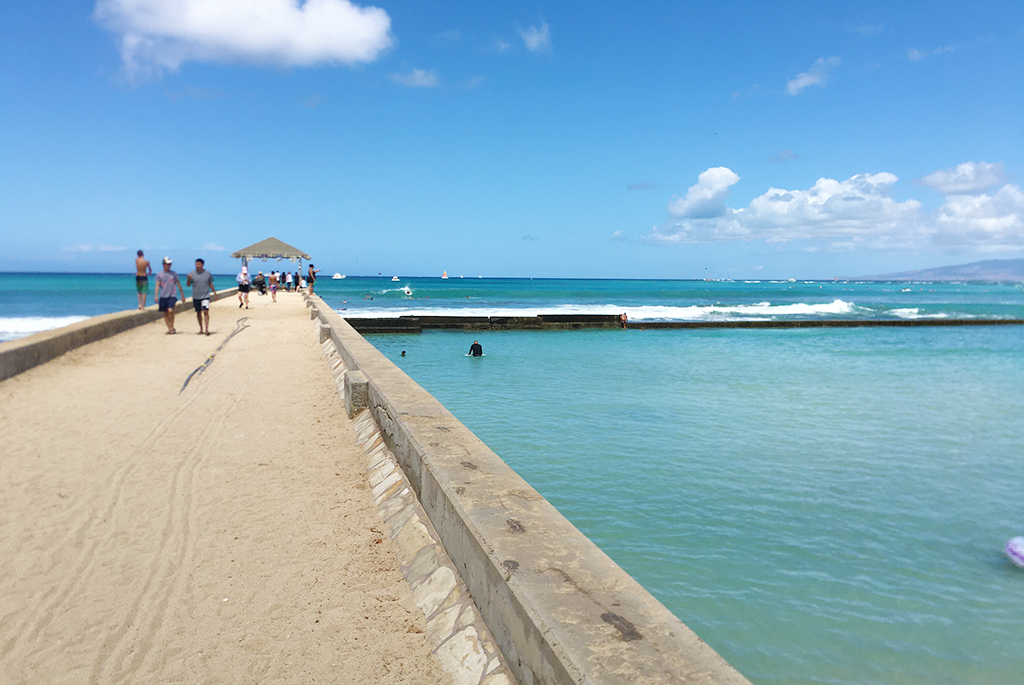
[135,251,323,334]
[234,265,320,307]
[135,250,217,335]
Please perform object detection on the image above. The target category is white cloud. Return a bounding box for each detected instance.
[933,184,1024,251]
[919,162,1005,195]
[201,242,226,251]
[646,163,1024,252]
[520,22,551,54]
[389,68,439,88]
[786,56,841,95]
[907,46,955,62]
[94,0,392,79]
[667,167,740,219]
[62,244,127,253]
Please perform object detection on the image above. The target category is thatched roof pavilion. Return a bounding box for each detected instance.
[231,237,311,263]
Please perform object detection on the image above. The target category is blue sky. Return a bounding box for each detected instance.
[1,1,1022,279]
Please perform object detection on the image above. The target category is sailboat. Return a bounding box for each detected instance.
[441,271,449,279]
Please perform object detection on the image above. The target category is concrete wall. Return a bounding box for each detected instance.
[345,314,1024,334]
[311,294,751,685]
[0,288,238,382]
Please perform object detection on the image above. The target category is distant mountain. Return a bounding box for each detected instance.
[862,258,1024,282]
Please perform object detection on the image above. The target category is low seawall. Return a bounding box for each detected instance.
[0,288,238,382]
[311,294,751,685]
[345,314,1024,333]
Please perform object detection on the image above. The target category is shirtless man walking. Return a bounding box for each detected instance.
[135,250,152,309]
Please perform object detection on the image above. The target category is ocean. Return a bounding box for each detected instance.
[4,272,1024,684]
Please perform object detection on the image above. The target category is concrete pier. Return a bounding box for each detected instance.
[0,294,451,684]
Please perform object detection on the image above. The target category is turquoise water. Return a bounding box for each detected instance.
[365,326,1024,684]
[0,273,235,341]
[4,272,1024,682]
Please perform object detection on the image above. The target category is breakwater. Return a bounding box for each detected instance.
[345,314,1024,333]
[311,294,751,684]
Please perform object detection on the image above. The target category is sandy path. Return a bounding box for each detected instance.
[0,292,449,684]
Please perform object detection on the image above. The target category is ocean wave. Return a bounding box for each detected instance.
[890,308,950,320]
[338,299,860,322]
[0,316,91,342]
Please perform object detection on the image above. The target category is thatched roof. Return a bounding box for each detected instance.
[230,237,311,260]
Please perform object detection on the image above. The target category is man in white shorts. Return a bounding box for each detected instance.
[187,258,218,336]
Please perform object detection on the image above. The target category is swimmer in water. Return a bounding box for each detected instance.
[469,340,483,357]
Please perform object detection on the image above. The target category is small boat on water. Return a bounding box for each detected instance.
[332,273,345,280]
[391,276,400,282]
[441,271,449,279]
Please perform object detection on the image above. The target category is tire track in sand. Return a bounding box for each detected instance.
[0,378,214,665]
[88,335,261,684]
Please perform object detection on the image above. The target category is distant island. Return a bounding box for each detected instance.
[861,258,1024,282]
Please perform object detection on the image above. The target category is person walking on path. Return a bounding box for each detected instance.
[307,264,320,294]
[155,257,185,334]
[135,250,152,310]
[268,271,278,303]
[187,258,217,335]
[236,266,250,309]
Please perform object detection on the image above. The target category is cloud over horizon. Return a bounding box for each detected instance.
[919,162,1006,195]
[645,163,1024,252]
[95,0,393,79]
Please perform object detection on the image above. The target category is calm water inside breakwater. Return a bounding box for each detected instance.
[364,325,1024,685]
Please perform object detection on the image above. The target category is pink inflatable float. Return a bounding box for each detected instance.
[1006,537,1024,567]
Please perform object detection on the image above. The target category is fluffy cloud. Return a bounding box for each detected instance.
[520,22,551,54]
[389,68,439,88]
[919,162,1005,195]
[786,56,841,95]
[94,0,392,79]
[933,184,1024,250]
[645,163,1024,252]
[667,167,740,219]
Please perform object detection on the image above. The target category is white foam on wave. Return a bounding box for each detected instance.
[340,299,860,322]
[0,316,91,342]
[890,308,950,319]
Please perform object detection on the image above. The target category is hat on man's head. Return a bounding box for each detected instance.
[162,257,173,265]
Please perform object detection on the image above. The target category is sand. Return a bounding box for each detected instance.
[0,292,449,684]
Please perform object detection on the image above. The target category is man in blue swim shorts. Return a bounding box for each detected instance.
[154,257,185,334]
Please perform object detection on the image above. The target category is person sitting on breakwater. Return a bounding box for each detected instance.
[469,340,483,357]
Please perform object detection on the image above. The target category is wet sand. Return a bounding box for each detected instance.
[0,292,449,684]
